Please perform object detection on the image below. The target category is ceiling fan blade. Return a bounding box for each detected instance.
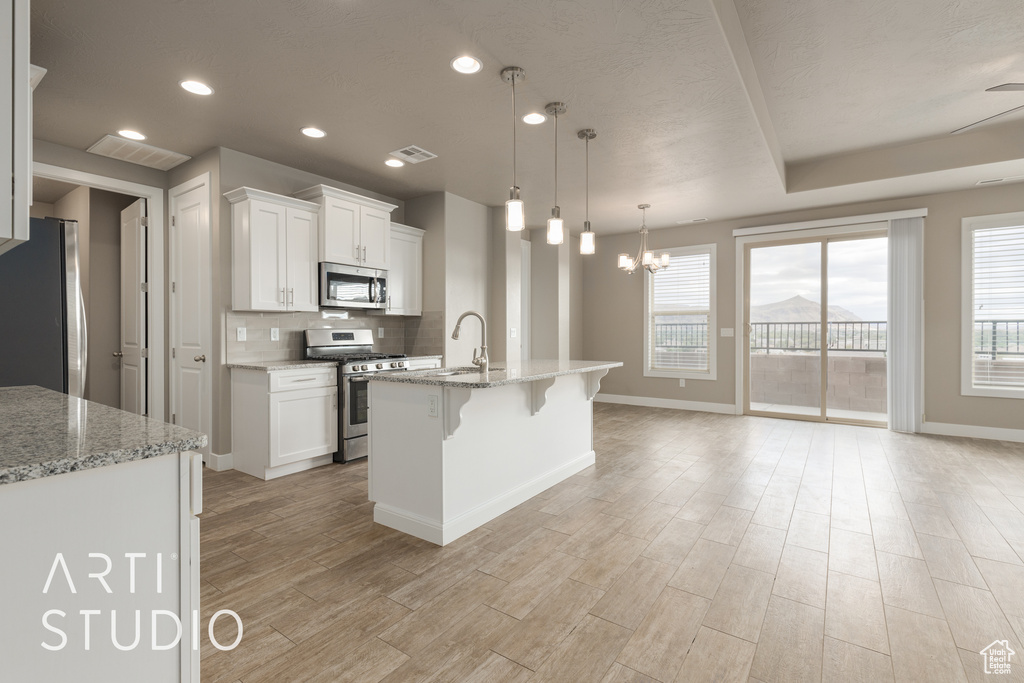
[986,83,1024,92]
[951,103,1024,135]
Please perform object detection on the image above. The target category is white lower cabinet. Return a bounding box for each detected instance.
[231,366,338,480]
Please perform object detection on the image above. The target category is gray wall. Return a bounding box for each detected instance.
[582,181,1024,431]
[406,191,491,366]
[530,230,559,359]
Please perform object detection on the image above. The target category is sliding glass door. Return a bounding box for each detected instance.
[745,232,888,425]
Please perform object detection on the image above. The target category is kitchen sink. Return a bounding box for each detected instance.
[429,367,479,376]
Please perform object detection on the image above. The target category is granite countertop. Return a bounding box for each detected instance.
[226,360,339,371]
[369,360,623,388]
[0,386,208,485]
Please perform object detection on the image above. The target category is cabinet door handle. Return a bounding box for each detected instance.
[112,352,123,358]
[363,246,367,262]
[194,355,206,363]
[280,288,285,304]
[387,295,391,312]
[288,288,294,305]
[293,377,317,382]
[332,391,337,409]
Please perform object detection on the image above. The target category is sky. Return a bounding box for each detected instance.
[749,236,889,321]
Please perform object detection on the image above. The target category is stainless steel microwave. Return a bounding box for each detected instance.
[319,262,387,309]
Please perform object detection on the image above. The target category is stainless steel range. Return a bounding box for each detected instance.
[304,329,409,463]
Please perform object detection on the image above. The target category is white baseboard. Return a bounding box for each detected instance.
[921,421,1024,444]
[596,393,739,415]
[205,451,233,471]
[374,451,596,546]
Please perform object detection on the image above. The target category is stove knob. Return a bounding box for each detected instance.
[376,363,384,369]
[390,362,398,368]
[360,364,368,371]
[398,361,406,368]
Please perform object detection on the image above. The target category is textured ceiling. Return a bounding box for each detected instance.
[30,0,1024,234]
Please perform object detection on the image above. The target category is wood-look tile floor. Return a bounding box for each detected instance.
[199,404,1024,682]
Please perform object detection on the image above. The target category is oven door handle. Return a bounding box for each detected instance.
[349,376,370,384]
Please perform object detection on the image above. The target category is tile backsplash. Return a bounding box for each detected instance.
[224,309,443,364]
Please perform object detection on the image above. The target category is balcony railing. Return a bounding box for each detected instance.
[655,320,1024,357]
[974,320,1024,358]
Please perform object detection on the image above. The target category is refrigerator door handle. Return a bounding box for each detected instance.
[79,288,87,396]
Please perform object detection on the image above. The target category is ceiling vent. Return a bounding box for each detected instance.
[86,135,191,171]
[389,145,437,164]
[977,174,1024,186]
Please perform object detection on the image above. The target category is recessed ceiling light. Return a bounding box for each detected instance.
[450,56,482,74]
[385,159,405,168]
[523,113,546,125]
[117,129,146,141]
[301,127,326,138]
[179,80,214,96]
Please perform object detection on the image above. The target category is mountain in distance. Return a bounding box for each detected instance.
[750,295,862,323]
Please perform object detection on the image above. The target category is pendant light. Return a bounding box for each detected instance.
[501,67,526,231]
[618,204,670,274]
[578,128,597,255]
[545,102,566,245]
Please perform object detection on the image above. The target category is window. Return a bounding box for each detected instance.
[962,212,1024,398]
[644,244,716,380]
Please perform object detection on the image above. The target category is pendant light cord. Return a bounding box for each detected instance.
[511,77,517,190]
[585,136,589,223]
[553,113,558,206]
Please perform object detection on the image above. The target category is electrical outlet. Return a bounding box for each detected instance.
[679,379,686,387]
[427,395,438,417]
[721,328,734,338]
[510,327,517,338]
[270,328,279,341]
[236,327,246,342]
[378,327,385,338]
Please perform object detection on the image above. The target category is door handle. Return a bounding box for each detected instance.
[112,352,123,358]
[362,246,367,262]
[280,288,285,304]
[288,288,294,305]
[194,355,206,363]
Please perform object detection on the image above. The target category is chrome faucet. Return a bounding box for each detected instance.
[451,311,488,373]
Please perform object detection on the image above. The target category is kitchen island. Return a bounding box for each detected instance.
[367,360,621,545]
[0,386,206,682]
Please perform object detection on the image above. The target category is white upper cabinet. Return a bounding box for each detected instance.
[226,187,319,312]
[386,223,424,316]
[294,185,397,270]
[0,0,31,256]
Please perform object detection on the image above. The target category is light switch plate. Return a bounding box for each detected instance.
[721,328,734,337]
[679,379,686,387]
[236,327,246,342]
[270,328,279,341]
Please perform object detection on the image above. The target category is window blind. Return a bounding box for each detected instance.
[649,251,711,371]
[971,224,1024,388]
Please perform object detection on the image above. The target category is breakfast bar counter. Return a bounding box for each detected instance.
[367,360,621,545]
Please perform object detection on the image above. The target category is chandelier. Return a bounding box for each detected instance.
[618,204,669,274]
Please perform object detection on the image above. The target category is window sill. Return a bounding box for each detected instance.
[645,369,717,381]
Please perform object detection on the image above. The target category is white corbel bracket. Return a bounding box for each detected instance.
[443,387,472,440]
[530,377,557,415]
[585,369,609,400]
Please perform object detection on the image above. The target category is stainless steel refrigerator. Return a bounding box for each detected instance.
[0,217,87,397]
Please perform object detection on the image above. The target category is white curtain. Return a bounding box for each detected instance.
[888,217,924,432]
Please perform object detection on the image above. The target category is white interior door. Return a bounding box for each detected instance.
[119,198,147,414]
[170,175,211,456]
